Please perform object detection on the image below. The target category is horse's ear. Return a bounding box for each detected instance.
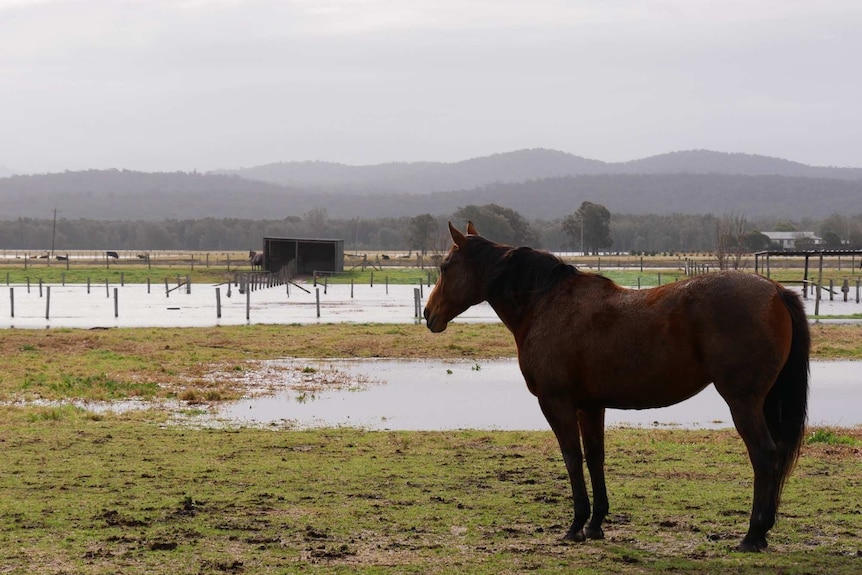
[448,221,467,248]
[466,221,478,235]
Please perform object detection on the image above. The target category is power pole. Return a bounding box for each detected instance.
[50,206,58,258]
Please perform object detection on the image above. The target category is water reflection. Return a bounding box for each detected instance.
[217,359,861,430]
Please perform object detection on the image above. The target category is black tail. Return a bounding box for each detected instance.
[765,287,810,498]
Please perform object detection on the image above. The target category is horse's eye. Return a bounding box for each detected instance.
[439,261,449,273]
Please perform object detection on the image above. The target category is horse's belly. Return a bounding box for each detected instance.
[601,381,711,410]
[522,356,712,410]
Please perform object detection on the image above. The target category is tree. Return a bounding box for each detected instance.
[407,214,437,255]
[451,204,539,246]
[562,201,612,255]
[743,231,772,252]
[820,231,844,250]
[715,213,750,270]
[304,207,328,238]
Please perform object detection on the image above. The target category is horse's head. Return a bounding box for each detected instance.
[423,221,486,333]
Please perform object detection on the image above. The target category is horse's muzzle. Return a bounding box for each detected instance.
[423,308,447,333]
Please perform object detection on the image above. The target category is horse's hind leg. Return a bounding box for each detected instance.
[723,396,781,552]
[578,408,609,540]
[538,396,592,542]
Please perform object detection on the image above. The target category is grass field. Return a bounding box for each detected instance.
[0,318,860,573]
[0,410,859,574]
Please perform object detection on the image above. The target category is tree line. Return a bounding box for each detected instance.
[2,205,861,256]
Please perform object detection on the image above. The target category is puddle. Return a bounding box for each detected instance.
[214,359,862,430]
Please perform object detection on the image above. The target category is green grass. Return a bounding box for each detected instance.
[316,267,437,285]
[807,428,859,445]
[0,265,236,285]
[0,415,859,574]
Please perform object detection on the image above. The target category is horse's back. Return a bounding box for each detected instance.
[518,271,798,407]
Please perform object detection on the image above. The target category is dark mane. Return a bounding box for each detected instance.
[466,236,578,304]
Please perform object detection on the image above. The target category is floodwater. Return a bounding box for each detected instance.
[0,281,495,329]
[0,281,858,329]
[216,359,861,430]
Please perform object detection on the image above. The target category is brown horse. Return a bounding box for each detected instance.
[423,222,809,552]
[249,250,264,270]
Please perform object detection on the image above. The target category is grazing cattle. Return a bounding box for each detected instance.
[106,251,119,259]
[56,255,68,261]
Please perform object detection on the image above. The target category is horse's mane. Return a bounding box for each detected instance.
[466,236,579,303]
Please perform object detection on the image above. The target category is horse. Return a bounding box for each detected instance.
[249,250,264,270]
[423,222,809,552]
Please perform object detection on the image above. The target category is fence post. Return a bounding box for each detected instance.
[815,282,821,316]
[114,287,119,318]
[45,286,51,319]
[246,285,251,321]
[186,275,191,294]
[105,278,110,298]
[414,288,421,319]
[315,287,321,318]
[216,287,222,318]
[10,287,14,318]
[829,279,834,301]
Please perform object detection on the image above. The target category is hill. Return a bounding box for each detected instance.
[221,148,862,192]
[216,149,611,194]
[1,150,861,221]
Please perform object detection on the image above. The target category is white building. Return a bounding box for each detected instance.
[762,231,822,250]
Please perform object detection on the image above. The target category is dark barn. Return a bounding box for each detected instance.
[261,237,344,275]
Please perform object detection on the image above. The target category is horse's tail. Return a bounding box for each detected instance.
[766,286,810,497]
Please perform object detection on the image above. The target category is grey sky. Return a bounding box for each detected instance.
[2,0,860,174]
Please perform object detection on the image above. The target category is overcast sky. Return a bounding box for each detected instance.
[2,0,861,174]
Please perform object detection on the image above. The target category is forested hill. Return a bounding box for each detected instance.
[220,148,862,193]
[1,168,861,221]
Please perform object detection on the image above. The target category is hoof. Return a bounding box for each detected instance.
[563,528,586,543]
[737,538,767,553]
[584,526,605,540]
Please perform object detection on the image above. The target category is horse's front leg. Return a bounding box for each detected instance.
[578,407,609,540]
[538,395,591,541]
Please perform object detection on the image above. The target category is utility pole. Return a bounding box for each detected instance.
[50,206,58,258]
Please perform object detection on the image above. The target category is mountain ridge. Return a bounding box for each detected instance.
[2,149,861,221]
[217,148,862,193]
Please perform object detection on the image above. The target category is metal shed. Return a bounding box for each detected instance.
[261,237,344,275]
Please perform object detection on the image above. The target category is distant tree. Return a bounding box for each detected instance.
[715,213,750,270]
[452,204,539,246]
[743,231,772,252]
[773,221,797,232]
[407,214,437,255]
[820,231,844,250]
[562,201,612,255]
[304,207,329,238]
[794,237,816,250]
